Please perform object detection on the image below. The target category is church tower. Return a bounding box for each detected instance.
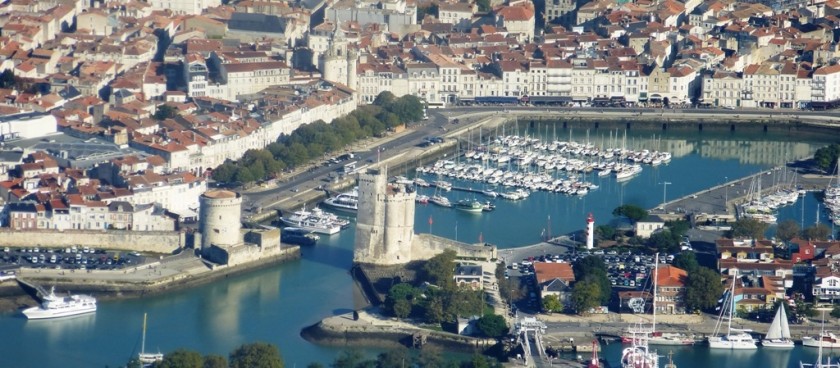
[319,20,349,86]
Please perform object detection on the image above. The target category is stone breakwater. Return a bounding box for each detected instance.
[301,310,497,353]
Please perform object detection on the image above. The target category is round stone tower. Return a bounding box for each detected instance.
[346,47,358,90]
[199,190,242,250]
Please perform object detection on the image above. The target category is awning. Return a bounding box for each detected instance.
[530,96,573,104]
[171,209,199,219]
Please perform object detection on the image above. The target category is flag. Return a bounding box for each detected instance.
[428,215,433,226]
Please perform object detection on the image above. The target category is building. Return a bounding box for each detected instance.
[318,23,357,89]
[653,265,687,314]
[635,215,665,239]
[454,264,483,290]
[534,262,575,309]
[198,190,242,251]
[354,167,415,265]
[148,0,221,15]
[0,113,57,141]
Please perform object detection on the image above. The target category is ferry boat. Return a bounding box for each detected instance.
[278,207,346,235]
[429,195,452,207]
[454,199,483,213]
[281,227,319,246]
[322,188,358,212]
[22,287,97,320]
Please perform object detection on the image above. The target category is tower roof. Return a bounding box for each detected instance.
[203,190,238,199]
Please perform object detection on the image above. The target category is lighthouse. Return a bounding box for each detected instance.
[586,213,594,250]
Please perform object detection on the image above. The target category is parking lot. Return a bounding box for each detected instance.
[0,246,147,273]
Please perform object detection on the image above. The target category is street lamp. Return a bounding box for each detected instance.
[660,182,672,212]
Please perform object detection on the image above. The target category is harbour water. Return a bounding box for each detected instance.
[0,127,837,367]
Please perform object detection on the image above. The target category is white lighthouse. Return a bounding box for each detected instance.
[586,213,594,250]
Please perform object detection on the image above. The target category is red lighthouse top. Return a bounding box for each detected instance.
[587,213,594,223]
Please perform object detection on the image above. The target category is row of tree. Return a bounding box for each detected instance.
[132,343,501,368]
[211,92,425,185]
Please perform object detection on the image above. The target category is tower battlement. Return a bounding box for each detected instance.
[354,167,416,265]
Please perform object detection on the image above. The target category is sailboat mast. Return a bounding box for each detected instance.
[142,313,147,355]
[653,253,658,332]
[727,280,734,337]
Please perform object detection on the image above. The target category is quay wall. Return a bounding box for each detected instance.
[301,316,497,354]
[0,229,183,253]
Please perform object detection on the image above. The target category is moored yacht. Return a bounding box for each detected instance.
[278,207,346,235]
[415,194,430,204]
[708,279,757,350]
[803,332,840,348]
[429,195,452,207]
[22,287,97,320]
[281,227,320,246]
[322,188,358,212]
[761,305,794,348]
[454,199,483,213]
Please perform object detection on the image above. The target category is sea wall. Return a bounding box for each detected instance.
[0,229,183,253]
[411,233,497,261]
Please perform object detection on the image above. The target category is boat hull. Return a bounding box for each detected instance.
[802,338,840,348]
[761,339,795,349]
[278,219,341,235]
[707,337,758,350]
[22,304,96,320]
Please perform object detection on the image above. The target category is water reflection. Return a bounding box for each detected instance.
[198,267,283,341]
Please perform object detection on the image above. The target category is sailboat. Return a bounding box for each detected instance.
[801,312,840,368]
[707,278,758,350]
[761,304,794,348]
[621,321,659,368]
[138,313,164,365]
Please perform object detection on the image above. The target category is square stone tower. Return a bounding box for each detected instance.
[354,167,416,265]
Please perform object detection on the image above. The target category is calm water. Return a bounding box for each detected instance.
[0,127,836,367]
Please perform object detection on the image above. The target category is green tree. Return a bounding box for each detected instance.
[831,305,840,319]
[776,219,801,243]
[385,283,416,318]
[731,217,769,240]
[211,162,237,183]
[373,91,397,107]
[671,252,699,273]
[444,289,484,320]
[813,143,840,173]
[542,294,563,313]
[0,69,15,88]
[422,249,457,288]
[476,314,508,338]
[571,279,601,314]
[233,166,255,184]
[229,342,283,368]
[612,204,649,223]
[376,347,412,368]
[647,229,679,254]
[476,0,490,11]
[154,104,179,120]
[803,223,832,241]
[158,349,204,368]
[596,225,616,240]
[416,4,439,21]
[573,256,611,304]
[417,346,444,368]
[332,350,374,368]
[684,267,723,312]
[423,292,446,323]
[203,355,227,368]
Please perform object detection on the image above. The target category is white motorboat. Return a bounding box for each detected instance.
[322,188,358,212]
[22,287,96,320]
[415,194,429,204]
[708,279,758,350]
[761,305,794,348]
[803,332,840,348]
[433,180,452,191]
[279,206,345,235]
[482,189,498,198]
[801,312,840,368]
[615,165,643,181]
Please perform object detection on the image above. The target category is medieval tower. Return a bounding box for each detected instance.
[318,21,356,89]
[199,190,242,251]
[354,167,416,265]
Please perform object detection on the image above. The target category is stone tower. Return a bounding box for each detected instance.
[346,47,358,91]
[354,167,416,265]
[320,20,349,87]
[199,190,242,251]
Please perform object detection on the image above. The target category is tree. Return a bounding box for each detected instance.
[416,4,438,21]
[229,342,283,368]
[331,350,372,368]
[542,294,563,313]
[684,267,723,312]
[647,229,679,254]
[731,217,768,240]
[444,289,484,320]
[423,292,446,323]
[154,104,179,120]
[385,283,416,318]
[776,219,801,243]
[372,91,396,107]
[596,225,616,240]
[571,279,601,314]
[211,162,237,183]
[0,69,15,88]
[671,252,699,273]
[417,346,444,368]
[814,143,840,173]
[376,347,412,368]
[422,249,457,288]
[803,223,831,241]
[573,256,611,304]
[158,349,204,368]
[203,355,227,368]
[612,204,649,223]
[476,0,490,11]
[831,305,840,319]
[476,314,508,338]
[233,166,255,184]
